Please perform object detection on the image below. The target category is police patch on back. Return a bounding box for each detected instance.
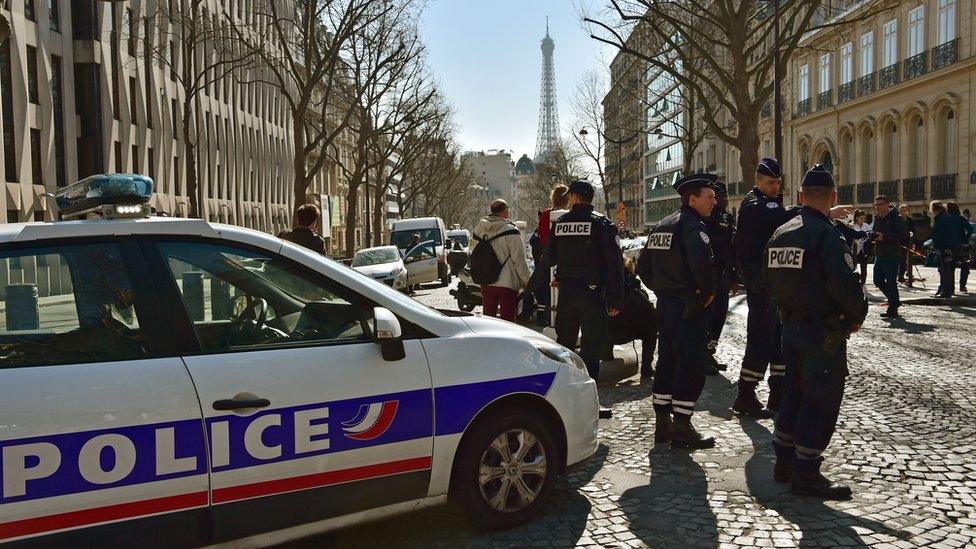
[646,232,673,249]
[555,222,592,236]
[768,247,804,268]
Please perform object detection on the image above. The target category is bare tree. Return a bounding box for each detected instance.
[586,0,895,187]
[145,1,255,217]
[569,69,608,194]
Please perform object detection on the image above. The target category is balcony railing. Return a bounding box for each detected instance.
[931,174,956,199]
[904,52,927,80]
[856,182,876,204]
[817,90,832,110]
[932,39,958,70]
[797,98,811,117]
[878,180,899,200]
[837,185,854,204]
[902,177,926,201]
[858,73,875,96]
[838,81,855,103]
[761,102,771,118]
[879,63,900,89]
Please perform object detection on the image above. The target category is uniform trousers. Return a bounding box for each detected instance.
[740,286,786,383]
[652,294,707,417]
[554,282,608,381]
[773,319,847,458]
[707,272,731,342]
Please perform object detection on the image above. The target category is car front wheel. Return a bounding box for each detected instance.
[453,410,559,530]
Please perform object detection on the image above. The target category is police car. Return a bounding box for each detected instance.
[0,175,599,546]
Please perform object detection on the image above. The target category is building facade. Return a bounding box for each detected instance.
[461,149,517,214]
[642,67,684,225]
[604,43,646,230]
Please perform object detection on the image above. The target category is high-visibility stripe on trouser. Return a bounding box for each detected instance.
[672,399,695,416]
[795,444,824,459]
[652,393,672,406]
[739,368,765,382]
[773,429,794,447]
[770,364,786,377]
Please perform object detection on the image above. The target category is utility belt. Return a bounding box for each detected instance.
[778,308,851,354]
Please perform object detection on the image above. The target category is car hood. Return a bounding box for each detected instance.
[353,263,401,277]
[458,314,553,346]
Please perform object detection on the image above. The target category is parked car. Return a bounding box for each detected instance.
[352,245,409,292]
[390,217,450,286]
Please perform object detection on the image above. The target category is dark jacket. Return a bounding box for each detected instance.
[765,206,867,327]
[871,208,908,259]
[955,214,973,249]
[548,204,624,309]
[706,208,738,282]
[278,227,326,254]
[608,270,657,344]
[734,187,800,284]
[637,205,716,299]
[932,212,961,251]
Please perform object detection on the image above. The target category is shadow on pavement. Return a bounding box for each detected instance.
[879,316,937,333]
[739,418,910,547]
[619,444,718,548]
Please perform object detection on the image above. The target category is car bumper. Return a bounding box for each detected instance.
[546,367,599,472]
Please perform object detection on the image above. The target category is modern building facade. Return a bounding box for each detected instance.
[604,40,646,230]
[0,0,372,254]
[642,67,684,225]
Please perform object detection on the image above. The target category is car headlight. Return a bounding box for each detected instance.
[390,266,405,276]
[534,341,587,372]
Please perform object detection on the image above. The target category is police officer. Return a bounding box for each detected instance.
[549,180,623,419]
[765,165,867,499]
[705,181,738,375]
[636,174,717,449]
[732,158,797,418]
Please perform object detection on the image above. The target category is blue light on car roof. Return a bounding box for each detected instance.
[56,173,154,218]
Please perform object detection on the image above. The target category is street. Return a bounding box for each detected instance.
[315,278,976,548]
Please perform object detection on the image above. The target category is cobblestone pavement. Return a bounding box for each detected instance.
[310,281,976,548]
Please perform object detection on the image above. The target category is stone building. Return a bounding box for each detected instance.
[604,41,646,230]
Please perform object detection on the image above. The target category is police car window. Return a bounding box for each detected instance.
[0,244,149,368]
[157,242,369,353]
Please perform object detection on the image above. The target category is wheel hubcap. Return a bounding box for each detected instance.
[478,429,547,513]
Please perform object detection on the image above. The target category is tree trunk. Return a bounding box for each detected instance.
[291,123,309,213]
[372,177,385,245]
[737,117,760,191]
[182,98,199,218]
[344,184,359,256]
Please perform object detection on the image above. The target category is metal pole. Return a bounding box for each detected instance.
[773,0,783,162]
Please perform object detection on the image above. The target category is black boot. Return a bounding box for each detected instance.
[733,380,774,419]
[653,412,673,444]
[791,457,852,500]
[707,345,728,371]
[766,376,784,413]
[772,442,794,483]
[670,414,715,450]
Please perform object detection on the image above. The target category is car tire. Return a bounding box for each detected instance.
[452,410,559,530]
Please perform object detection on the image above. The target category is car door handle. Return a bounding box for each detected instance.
[213,397,271,411]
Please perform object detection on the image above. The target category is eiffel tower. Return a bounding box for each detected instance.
[534,19,560,165]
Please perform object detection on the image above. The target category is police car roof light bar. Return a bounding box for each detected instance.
[56,173,154,220]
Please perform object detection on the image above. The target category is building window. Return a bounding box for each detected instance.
[25,0,36,21]
[30,128,42,185]
[129,77,137,124]
[26,47,39,104]
[49,0,60,32]
[841,42,853,83]
[818,54,830,94]
[940,109,956,172]
[937,0,955,44]
[126,8,135,56]
[170,40,177,81]
[882,20,897,67]
[131,144,139,173]
[908,6,925,56]
[882,122,898,181]
[841,133,854,185]
[909,117,925,177]
[171,98,179,137]
[859,129,875,183]
[114,141,122,173]
[0,42,16,183]
[148,148,155,182]
[174,156,181,196]
[51,55,65,187]
[798,64,809,103]
[860,31,874,75]
[6,209,18,222]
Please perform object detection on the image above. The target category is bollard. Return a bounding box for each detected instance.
[211,277,233,320]
[6,284,40,331]
[182,272,205,322]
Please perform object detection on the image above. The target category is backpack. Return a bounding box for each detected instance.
[470,228,521,285]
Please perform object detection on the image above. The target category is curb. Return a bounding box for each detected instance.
[540,327,640,381]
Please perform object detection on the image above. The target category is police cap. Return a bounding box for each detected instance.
[713,181,728,196]
[757,157,782,178]
[567,180,595,200]
[801,164,835,187]
[673,173,717,195]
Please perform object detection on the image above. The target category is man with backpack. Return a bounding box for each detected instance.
[470,199,530,322]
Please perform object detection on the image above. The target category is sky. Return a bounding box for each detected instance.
[420,0,613,161]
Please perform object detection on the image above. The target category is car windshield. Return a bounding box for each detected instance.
[391,228,442,249]
[353,248,400,266]
[448,235,469,247]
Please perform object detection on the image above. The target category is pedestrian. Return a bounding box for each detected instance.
[535,184,570,325]
[871,195,908,318]
[636,173,718,449]
[607,257,657,379]
[731,157,797,418]
[704,181,738,375]
[766,164,867,500]
[948,202,973,293]
[549,180,622,420]
[277,204,326,254]
[447,240,468,276]
[898,204,917,286]
[471,199,530,322]
[851,209,872,285]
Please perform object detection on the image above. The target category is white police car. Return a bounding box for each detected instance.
[0,175,599,546]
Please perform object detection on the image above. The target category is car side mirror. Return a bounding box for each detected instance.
[373,307,405,361]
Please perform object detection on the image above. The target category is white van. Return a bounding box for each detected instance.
[446,228,472,251]
[390,217,450,286]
